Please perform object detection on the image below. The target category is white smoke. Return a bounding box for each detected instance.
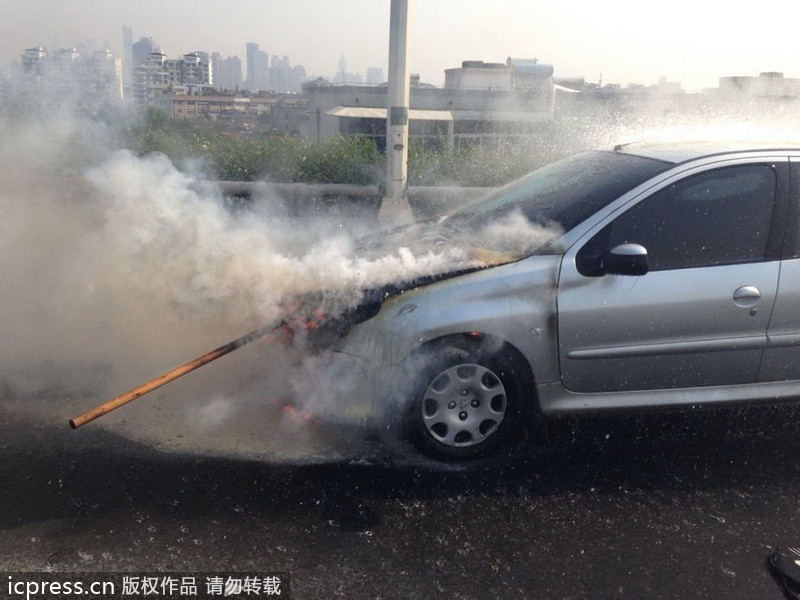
[5,78,800,457]
[0,102,559,447]
[475,209,562,256]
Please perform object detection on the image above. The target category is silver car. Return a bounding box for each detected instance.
[319,141,800,461]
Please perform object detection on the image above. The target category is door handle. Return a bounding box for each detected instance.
[733,285,761,308]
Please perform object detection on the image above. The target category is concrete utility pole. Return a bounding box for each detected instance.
[379,0,414,224]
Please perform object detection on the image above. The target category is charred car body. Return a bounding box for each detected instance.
[311,141,800,462]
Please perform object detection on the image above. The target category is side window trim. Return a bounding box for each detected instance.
[785,159,800,259]
[574,159,790,275]
[759,161,785,261]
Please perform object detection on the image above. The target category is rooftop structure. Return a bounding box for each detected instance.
[718,72,800,98]
[302,57,555,150]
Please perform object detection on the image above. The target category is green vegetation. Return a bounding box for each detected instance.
[406,140,556,187]
[124,108,384,184]
[123,108,562,187]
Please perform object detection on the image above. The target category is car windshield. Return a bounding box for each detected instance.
[448,150,674,233]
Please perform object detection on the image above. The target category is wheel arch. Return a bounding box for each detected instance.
[403,331,540,413]
[386,330,541,460]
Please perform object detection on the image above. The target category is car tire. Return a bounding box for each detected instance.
[401,339,532,461]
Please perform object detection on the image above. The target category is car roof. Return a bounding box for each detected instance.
[612,139,800,165]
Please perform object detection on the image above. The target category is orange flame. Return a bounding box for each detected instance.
[281,404,316,423]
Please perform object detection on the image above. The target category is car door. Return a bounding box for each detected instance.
[760,157,800,382]
[557,158,787,394]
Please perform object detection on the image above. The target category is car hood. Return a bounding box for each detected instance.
[290,213,561,345]
[355,211,559,271]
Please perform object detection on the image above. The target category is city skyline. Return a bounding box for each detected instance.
[13,30,382,88]
[3,1,800,91]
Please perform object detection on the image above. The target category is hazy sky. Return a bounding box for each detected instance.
[3,0,800,91]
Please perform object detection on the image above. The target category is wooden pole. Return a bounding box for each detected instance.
[69,322,283,429]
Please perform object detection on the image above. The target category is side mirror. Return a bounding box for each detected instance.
[600,243,649,276]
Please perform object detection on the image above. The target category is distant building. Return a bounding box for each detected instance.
[169,52,212,86]
[718,72,800,98]
[268,57,307,93]
[133,50,213,109]
[246,42,269,90]
[88,49,124,102]
[366,67,384,85]
[270,55,291,91]
[302,57,555,150]
[445,60,513,89]
[18,45,123,112]
[243,44,306,92]
[270,95,309,134]
[291,65,308,91]
[333,71,363,85]
[132,37,158,69]
[171,92,307,134]
[122,25,133,94]
[212,53,243,91]
[332,54,363,84]
[133,51,171,110]
[21,46,47,75]
[172,93,274,119]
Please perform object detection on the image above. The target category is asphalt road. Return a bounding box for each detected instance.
[2,386,800,600]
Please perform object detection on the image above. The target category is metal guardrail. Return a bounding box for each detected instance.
[209,181,495,219]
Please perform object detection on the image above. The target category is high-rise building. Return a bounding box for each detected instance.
[133,51,170,107]
[247,42,269,90]
[18,45,123,112]
[89,49,124,101]
[180,52,212,85]
[246,42,269,90]
[137,50,213,106]
[122,25,133,94]
[132,37,158,69]
[245,42,311,91]
[333,54,362,84]
[270,54,289,91]
[246,42,257,87]
[212,53,242,91]
[21,46,48,75]
[366,67,384,85]
[291,65,308,92]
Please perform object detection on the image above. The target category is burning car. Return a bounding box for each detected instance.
[70,140,800,464]
[316,140,800,461]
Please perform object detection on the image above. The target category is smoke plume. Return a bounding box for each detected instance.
[0,98,560,458]
[6,78,795,457]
